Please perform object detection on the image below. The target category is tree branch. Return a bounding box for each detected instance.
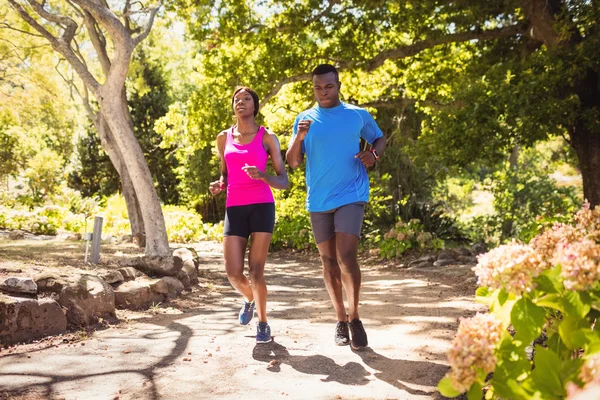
[8,0,100,93]
[0,22,44,37]
[259,73,312,109]
[366,23,528,71]
[26,0,79,44]
[69,0,132,46]
[83,10,111,76]
[132,1,162,46]
[260,23,528,107]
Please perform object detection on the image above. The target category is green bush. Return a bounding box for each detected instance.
[271,169,313,250]
[464,165,581,246]
[439,203,600,399]
[378,218,445,259]
[163,205,205,243]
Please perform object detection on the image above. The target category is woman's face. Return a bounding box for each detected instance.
[232,90,255,118]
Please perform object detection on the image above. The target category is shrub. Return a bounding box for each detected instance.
[439,202,600,400]
[378,218,445,259]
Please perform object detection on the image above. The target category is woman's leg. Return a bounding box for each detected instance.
[223,236,253,301]
[248,232,272,322]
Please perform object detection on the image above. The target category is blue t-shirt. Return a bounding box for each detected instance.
[292,102,384,212]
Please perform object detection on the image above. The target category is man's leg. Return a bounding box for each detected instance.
[335,232,361,321]
[333,203,368,349]
[316,237,347,322]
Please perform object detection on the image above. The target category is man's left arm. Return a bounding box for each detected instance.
[355,111,386,168]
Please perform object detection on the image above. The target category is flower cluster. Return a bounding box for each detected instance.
[580,354,600,384]
[446,313,504,393]
[530,223,583,266]
[575,201,600,242]
[473,241,545,296]
[554,239,600,291]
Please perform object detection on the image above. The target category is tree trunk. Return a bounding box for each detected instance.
[94,115,145,242]
[99,91,170,256]
[570,69,600,208]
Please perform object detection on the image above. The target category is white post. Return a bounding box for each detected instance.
[90,216,103,264]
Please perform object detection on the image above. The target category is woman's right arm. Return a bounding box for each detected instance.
[209,132,228,195]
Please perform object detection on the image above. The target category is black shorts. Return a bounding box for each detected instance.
[224,202,275,239]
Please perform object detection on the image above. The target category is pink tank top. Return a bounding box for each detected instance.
[224,126,275,207]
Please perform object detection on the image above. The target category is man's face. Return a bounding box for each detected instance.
[312,72,341,108]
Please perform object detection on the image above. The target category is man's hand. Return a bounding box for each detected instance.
[209,180,224,195]
[355,151,376,167]
[242,164,266,180]
[297,119,312,140]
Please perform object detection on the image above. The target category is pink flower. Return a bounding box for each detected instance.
[530,223,583,267]
[554,239,600,291]
[473,241,545,296]
[446,313,504,393]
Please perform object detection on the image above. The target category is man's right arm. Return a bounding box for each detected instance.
[286,118,310,169]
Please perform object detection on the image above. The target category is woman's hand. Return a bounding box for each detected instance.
[242,164,266,180]
[209,180,224,195]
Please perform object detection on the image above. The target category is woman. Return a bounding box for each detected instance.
[209,86,288,344]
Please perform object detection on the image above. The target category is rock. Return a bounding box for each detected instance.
[8,230,25,240]
[437,250,459,261]
[408,256,435,268]
[117,267,142,281]
[99,270,125,285]
[458,255,478,264]
[433,259,457,267]
[160,277,184,299]
[102,235,118,245]
[114,279,165,309]
[176,269,191,290]
[454,247,472,256]
[35,273,68,294]
[472,242,488,255]
[121,256,183,277]
[58,275,116,327]
[0,277,37,295]
[57,232,81,241]
[0,294,67,345]
[408,261,434,269]
[173,247,200,269]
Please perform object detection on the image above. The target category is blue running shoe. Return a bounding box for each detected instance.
[239,299,255,325]
[256,322,272,343]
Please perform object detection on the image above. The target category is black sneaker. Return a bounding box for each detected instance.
[349,318,368,350]
[334,321,350,346]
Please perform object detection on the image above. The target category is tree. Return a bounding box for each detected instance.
[173,0,600,206]
[6,0,170,255]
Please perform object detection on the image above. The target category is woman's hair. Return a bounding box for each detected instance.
[232,86,260,117]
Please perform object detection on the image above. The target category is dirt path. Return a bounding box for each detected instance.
[0,241,482,400]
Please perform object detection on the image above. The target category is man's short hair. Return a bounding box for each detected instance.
[232,86,260,117]
[311,64,339,82]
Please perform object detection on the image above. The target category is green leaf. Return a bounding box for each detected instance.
[467,381,483,400]
[535,294,565,313]
[491,292,517,326]
[528,346,566,398]
[511,297,546,344]
[437,376,462,398]
[558,315,591,350]
[491,365,532,400]
[533,274,560,294]
[563,291,590,319]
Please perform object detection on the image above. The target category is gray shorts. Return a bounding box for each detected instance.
[309,203,366,244]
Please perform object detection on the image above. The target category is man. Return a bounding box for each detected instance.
[286,64,386,350]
